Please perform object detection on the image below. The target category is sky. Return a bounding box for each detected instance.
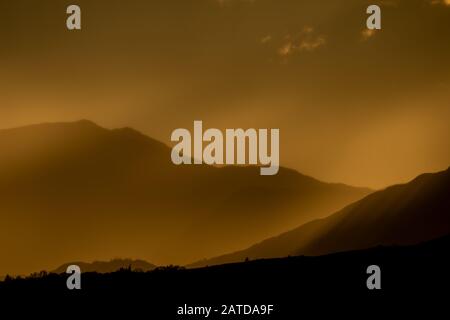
[0,0,449,189]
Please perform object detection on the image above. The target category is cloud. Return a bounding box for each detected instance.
[260,35,272,44]
[298,36,326,52]
[361,29,377,41]
[278,41,294,56]
[302,26,314,34]
[430,0,450,6]
[277,27,326,57]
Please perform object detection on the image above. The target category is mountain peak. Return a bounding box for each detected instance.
[74,119,101,127]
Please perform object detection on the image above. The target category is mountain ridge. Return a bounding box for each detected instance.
[52,258,156,274]
[0,120,372,275]
[191,166,450,267]
[0,119,374,190]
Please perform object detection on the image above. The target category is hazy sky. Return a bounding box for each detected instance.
[1,0,449,188]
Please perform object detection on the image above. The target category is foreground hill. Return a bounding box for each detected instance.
[1,235,448,317]
[0,120,370,275]
[192,167,450,267]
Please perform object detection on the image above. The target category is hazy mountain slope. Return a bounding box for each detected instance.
[0,120,371,275]
[192,167,450,266]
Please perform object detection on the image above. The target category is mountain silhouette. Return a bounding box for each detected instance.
[52,259,156,274]
[0,120,371,275]
[1,235,449,317]
[192,167,450,267]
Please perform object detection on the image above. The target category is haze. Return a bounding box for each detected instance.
[0,0,449,188]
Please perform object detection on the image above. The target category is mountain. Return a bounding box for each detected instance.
[192,167,450,266]
[52,259,156,274]
[0,120,371,276]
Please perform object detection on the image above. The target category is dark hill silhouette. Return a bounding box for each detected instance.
[1,235,448,317]
[0,120,371,276]
[52,259,156,274]
[192,167,450,267]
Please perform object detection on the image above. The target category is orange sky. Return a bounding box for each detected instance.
[0,0,449,188]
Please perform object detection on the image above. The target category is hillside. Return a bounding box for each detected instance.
[2,235,449,316]
[0,120,371,275]
[192,167,450,266]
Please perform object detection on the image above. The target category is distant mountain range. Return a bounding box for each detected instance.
[191,167,450,267]
[0,120,371,275]
[52,259,156,274]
